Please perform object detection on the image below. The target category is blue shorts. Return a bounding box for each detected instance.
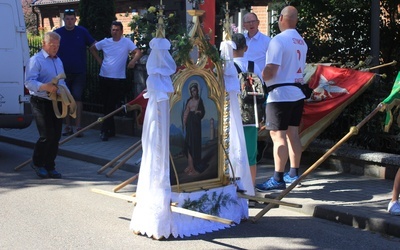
[65,73,87,101]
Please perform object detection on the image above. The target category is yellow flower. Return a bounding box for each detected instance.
[148,6,156,13]
[169,13,174,18]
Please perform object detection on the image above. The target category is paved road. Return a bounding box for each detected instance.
[1,142,399,249]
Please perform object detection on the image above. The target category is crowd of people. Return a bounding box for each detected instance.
[24,6,399,216]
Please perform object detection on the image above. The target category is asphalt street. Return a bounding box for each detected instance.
[1,141,400,249]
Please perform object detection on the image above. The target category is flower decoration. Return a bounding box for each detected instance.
[129,5,184,61]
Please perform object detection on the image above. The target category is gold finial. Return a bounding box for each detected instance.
[223,2,231,41]
[155,1,165,38]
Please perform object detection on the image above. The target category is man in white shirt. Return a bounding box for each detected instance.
[90,21,142,141]
[243,12,271,72]
[255,6,308,191]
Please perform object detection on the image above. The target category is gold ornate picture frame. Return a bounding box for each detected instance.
[169,10,230,192]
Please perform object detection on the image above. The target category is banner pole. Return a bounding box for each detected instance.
[253,103,384,222]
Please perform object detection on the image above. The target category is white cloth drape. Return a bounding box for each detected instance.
[130,38,176,239]
[130,38,252,239]
[220,41,255,199]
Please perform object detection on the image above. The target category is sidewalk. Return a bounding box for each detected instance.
[1,122,399,238]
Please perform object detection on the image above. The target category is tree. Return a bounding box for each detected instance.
[79,0,116,40]
[21,0,37,34]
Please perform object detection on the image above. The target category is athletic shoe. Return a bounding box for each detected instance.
[283,173,302,187]
[388,201,400,215]
[255,177,286,192]
[30,163,48,178]
[48,170,62,179]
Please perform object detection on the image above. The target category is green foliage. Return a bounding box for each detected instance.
[182,191,238,216]
[78,0,116,40]
[129,5,185,56]
[267,0,400,153]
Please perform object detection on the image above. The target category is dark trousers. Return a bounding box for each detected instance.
[99,77,125,134]
[30,96,62,170]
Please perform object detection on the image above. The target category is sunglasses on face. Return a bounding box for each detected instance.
[65,9,75,13]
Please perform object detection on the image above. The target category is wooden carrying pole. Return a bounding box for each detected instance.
[253,103,384,222]
[113,174,139,192]
[91,188,233,225]
[105,142,142,177]
[14,104,132,171]
[97,140,141,174]
[237,193,302,208]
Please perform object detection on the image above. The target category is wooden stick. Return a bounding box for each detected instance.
[105,142,142,177]
[252,103,384,222]
[237,193,302,208]
[97,140,141,174]
[113,174,139,192]
[367,60,397,71]
[91,188,233,225]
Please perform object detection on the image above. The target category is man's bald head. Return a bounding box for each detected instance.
[279,6,299,31]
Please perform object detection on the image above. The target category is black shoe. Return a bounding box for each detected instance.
[48,170,62,179]
[100,132,109,141]
[30,163,48,178]
[62,126,74,136]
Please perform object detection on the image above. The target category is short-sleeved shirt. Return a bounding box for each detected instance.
[265,29,308,103]
[95,37,136,79]
[244,31,271,72]
[55,26,95,74]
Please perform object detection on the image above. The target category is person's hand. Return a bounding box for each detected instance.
[42,82,58,93]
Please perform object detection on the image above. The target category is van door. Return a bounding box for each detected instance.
[0,0,32,128]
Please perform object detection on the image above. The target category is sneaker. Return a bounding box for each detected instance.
[62,126,73,136]
[388,201,400,215]
[30,163,48,178]
[255,177,286,192]
[284,173,302,187]
[48,170,62,179]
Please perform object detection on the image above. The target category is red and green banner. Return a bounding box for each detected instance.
[300,65,375,149]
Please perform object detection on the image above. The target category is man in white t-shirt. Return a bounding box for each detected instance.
[90,21,142,141]
[243,12,271,73]
[255,6,308,191]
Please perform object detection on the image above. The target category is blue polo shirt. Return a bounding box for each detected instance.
[55,26,95,74]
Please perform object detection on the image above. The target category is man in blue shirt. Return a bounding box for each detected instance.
[25,32,67,179]
[55,9,100,137]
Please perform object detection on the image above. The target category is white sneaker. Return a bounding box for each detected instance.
[388,201,400,215]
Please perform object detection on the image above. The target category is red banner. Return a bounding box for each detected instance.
[199,0,215,45]
[300,65,375,149]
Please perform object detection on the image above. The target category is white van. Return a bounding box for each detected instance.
[0,0,32,128]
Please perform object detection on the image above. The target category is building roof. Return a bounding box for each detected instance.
[31,0,80,6]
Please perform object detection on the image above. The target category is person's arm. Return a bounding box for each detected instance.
[127,48,142,69]
[89,43,103,65]
[262,63,279,82]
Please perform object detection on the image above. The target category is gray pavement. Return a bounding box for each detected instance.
[1,122,400,239]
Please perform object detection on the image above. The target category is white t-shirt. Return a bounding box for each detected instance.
[95,37,136,79]
[233,57,263,80]
[244,31,271,72]
[265,29,308,103]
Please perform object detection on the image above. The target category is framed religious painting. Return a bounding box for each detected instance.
[169,65,230,192]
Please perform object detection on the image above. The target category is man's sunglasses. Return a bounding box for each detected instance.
[65,9,75,13]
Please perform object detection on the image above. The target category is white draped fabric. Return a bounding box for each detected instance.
[130,38,252,239]
[129,38,176,239]
[220,41,255,198]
